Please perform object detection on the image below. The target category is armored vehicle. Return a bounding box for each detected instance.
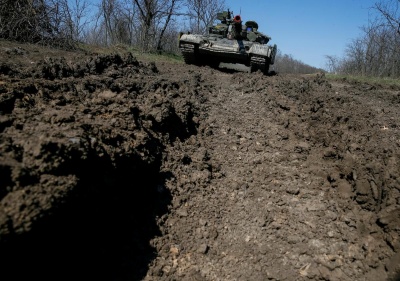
[178,10,277,74]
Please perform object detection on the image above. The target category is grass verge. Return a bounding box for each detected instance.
[326,73,400,88]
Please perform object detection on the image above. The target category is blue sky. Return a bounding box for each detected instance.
[226,0,379,68]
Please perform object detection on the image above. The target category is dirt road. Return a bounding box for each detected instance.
[0,41,399,281]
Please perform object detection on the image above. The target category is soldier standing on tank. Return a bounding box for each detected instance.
[231,15,246,52]
[232,15,243,40]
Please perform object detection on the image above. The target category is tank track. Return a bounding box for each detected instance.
[180,43,197,65]
[250,56,270,74]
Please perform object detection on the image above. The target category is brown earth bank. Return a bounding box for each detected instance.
[0,40,399,281]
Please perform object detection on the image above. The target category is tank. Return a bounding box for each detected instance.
[178,9,277,74]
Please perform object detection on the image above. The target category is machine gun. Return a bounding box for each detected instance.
[208,9,239,38]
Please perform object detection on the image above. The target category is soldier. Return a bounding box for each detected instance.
[232,15,243,40]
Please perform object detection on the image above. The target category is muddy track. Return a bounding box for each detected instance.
[0,41,399,281]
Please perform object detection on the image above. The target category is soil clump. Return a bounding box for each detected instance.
[0,40,399,281]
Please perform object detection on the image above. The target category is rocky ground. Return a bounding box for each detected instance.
[0,40,399,281]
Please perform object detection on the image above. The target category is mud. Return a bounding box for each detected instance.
[0,40,399,281]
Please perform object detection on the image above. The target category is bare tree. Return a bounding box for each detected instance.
[158,20,181,52]
[0,0,229,53]
[0,0,76,47]
[325,55,340,74]
[118,0,138,45]
[156,0,182,51]
[373,0,400,76]
[327,0,400,78]
[101,0,117,44]
[0,0,46,41]
[93,0,133,45]
[59,0,92,41]
[274,50,323,74]
[185,0,226,34]
[133,0,183,51]
[375,0,400,35]
[133,0,156,50]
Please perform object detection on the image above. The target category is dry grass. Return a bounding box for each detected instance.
[326,73,400,88]
[76,43,183,64]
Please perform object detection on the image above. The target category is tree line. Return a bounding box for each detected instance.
[0,0,225,52]
[0,0,322,74]
[273,51,323,74]
[326,0,400,78]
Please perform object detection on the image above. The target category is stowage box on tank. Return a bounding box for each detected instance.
[178,9,277,74]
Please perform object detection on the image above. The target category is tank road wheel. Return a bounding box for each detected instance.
[180,43,199,65]
[183,51,197,65]
[261,58,271,75]
[204,57,220,69]
[250,55,270,75]
[250,59,257,73]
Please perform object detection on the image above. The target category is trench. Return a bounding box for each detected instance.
[0,151,172,281]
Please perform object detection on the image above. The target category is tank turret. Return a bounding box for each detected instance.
[208,10,233,37]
